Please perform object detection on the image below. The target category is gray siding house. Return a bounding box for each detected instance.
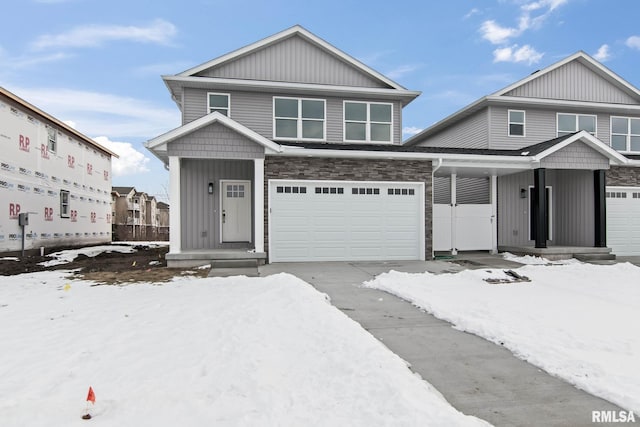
[406,52,640,257]
[146,27,640,266]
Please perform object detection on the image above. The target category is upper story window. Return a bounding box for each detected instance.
[611,117,640,152]
[344,101,392,143]
[208,93,230,116]
[273,97,325,140]
[47,127,57,152]
[508,110,525,137]
[557,113,596,137]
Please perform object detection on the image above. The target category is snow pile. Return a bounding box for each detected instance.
[501,252,580,265]
[364,263,640,414]
[39,245,137,267]
[0,271,489,427]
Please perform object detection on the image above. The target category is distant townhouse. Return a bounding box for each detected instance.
[0,86,117,254]
[111,186,168,241]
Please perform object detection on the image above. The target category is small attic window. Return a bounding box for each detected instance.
[208,93,230,116]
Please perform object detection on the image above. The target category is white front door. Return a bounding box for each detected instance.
[221,180,251,242]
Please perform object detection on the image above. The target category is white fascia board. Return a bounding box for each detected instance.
[162,75,421,103]
[532,131,629,165]
[177,25,407,91]
[488,95,640,112]
[276,145,531,164]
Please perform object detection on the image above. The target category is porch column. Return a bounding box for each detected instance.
[253,158,265,253]
[490,174,498,254]
[533,168,547,249]
[168,156,181,253]
[594,169,607,248]
[450,173,457,255]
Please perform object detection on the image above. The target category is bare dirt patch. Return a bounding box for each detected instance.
[0,244,210,284]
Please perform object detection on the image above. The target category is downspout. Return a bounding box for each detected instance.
[431,159,443,260]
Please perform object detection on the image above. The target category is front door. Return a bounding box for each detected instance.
[221,180,251,242]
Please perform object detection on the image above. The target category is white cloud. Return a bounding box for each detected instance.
[593,44,611,62]
[464,8,480,19]
[480,0,568,45]
[31,19,177,50]
[386,64,419,80]
[93,136,151,177]
[402,126,423,136]
[9,86,179,139]
[626,36,640,50]
[493,45,544,65]
[480,20,520,45]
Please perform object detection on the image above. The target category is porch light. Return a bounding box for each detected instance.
[520,188,527,199]
[208,182,214,195]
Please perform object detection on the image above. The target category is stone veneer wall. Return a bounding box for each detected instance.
[607,165,640,186]
[264,156,433,260]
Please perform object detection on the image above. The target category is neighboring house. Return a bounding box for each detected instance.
[0,86,117,254]
[145,26,640,266]
[405,51,640,257]
[111,186,168,241]
[156,201,170,240]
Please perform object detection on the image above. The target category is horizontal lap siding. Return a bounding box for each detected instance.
[415,109,488,148]
[264,157,433,259]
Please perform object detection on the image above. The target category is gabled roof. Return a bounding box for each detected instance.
[145,112,282,163]
[492,51,640,100]
[525,130,628,164]
[112,186,135,196]
[404,51,640,146]
[178,25,407,91]
[0,86,119,158]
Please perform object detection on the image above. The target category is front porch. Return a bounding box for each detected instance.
[166,249,267,268]
[498,245,615,261]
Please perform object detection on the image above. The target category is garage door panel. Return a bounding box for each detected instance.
[270,180,423,262]
[606,187,640,256]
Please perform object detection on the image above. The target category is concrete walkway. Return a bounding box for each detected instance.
[260,256,637,427]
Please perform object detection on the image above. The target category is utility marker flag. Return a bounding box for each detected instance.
[86,387,95,404]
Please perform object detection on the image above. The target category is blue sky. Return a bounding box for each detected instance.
[2,0,640,202]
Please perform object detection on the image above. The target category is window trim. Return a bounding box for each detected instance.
[508,110,526,137]
[47,126,57,153]
[272,96,326,141]
[60,190,70,218]
[207,92,230,116]
[610,116,640,153]
[343,100,394,144]
[556,112,597,137]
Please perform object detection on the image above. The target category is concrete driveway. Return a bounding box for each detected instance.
[260,256,636,427]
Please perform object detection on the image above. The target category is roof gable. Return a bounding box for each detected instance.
[527,131,628,165]
[179,25,403,90]
[495,52,640,104]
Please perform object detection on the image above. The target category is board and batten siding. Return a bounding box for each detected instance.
[498,169,595,246]
[415,109,489,148]
[504,60,639,104]
[182,87,403,144]
[180,159,254,250]
[194,35,386,88]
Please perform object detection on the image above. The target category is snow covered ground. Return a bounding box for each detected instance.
[364,261,640,414]
[0,269,488,426]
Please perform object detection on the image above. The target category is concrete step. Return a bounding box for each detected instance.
[208,267,259,277]
[574,253,616,262]
[210,258,259,269]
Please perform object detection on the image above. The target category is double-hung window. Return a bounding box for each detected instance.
[611,117,640,152]
[557,113,596,137]
[508,110,525,137]
[208,93,230,116]
[344,101,392,143]
[60,190,70,218]
[274,97,325,140]
[47,127,57,152]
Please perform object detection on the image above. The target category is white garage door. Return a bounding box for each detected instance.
[606,187,640,256]
[269,180,424,262]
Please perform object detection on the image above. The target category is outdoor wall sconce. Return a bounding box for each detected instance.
[208,182,214,195]
[520,188,527,199]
